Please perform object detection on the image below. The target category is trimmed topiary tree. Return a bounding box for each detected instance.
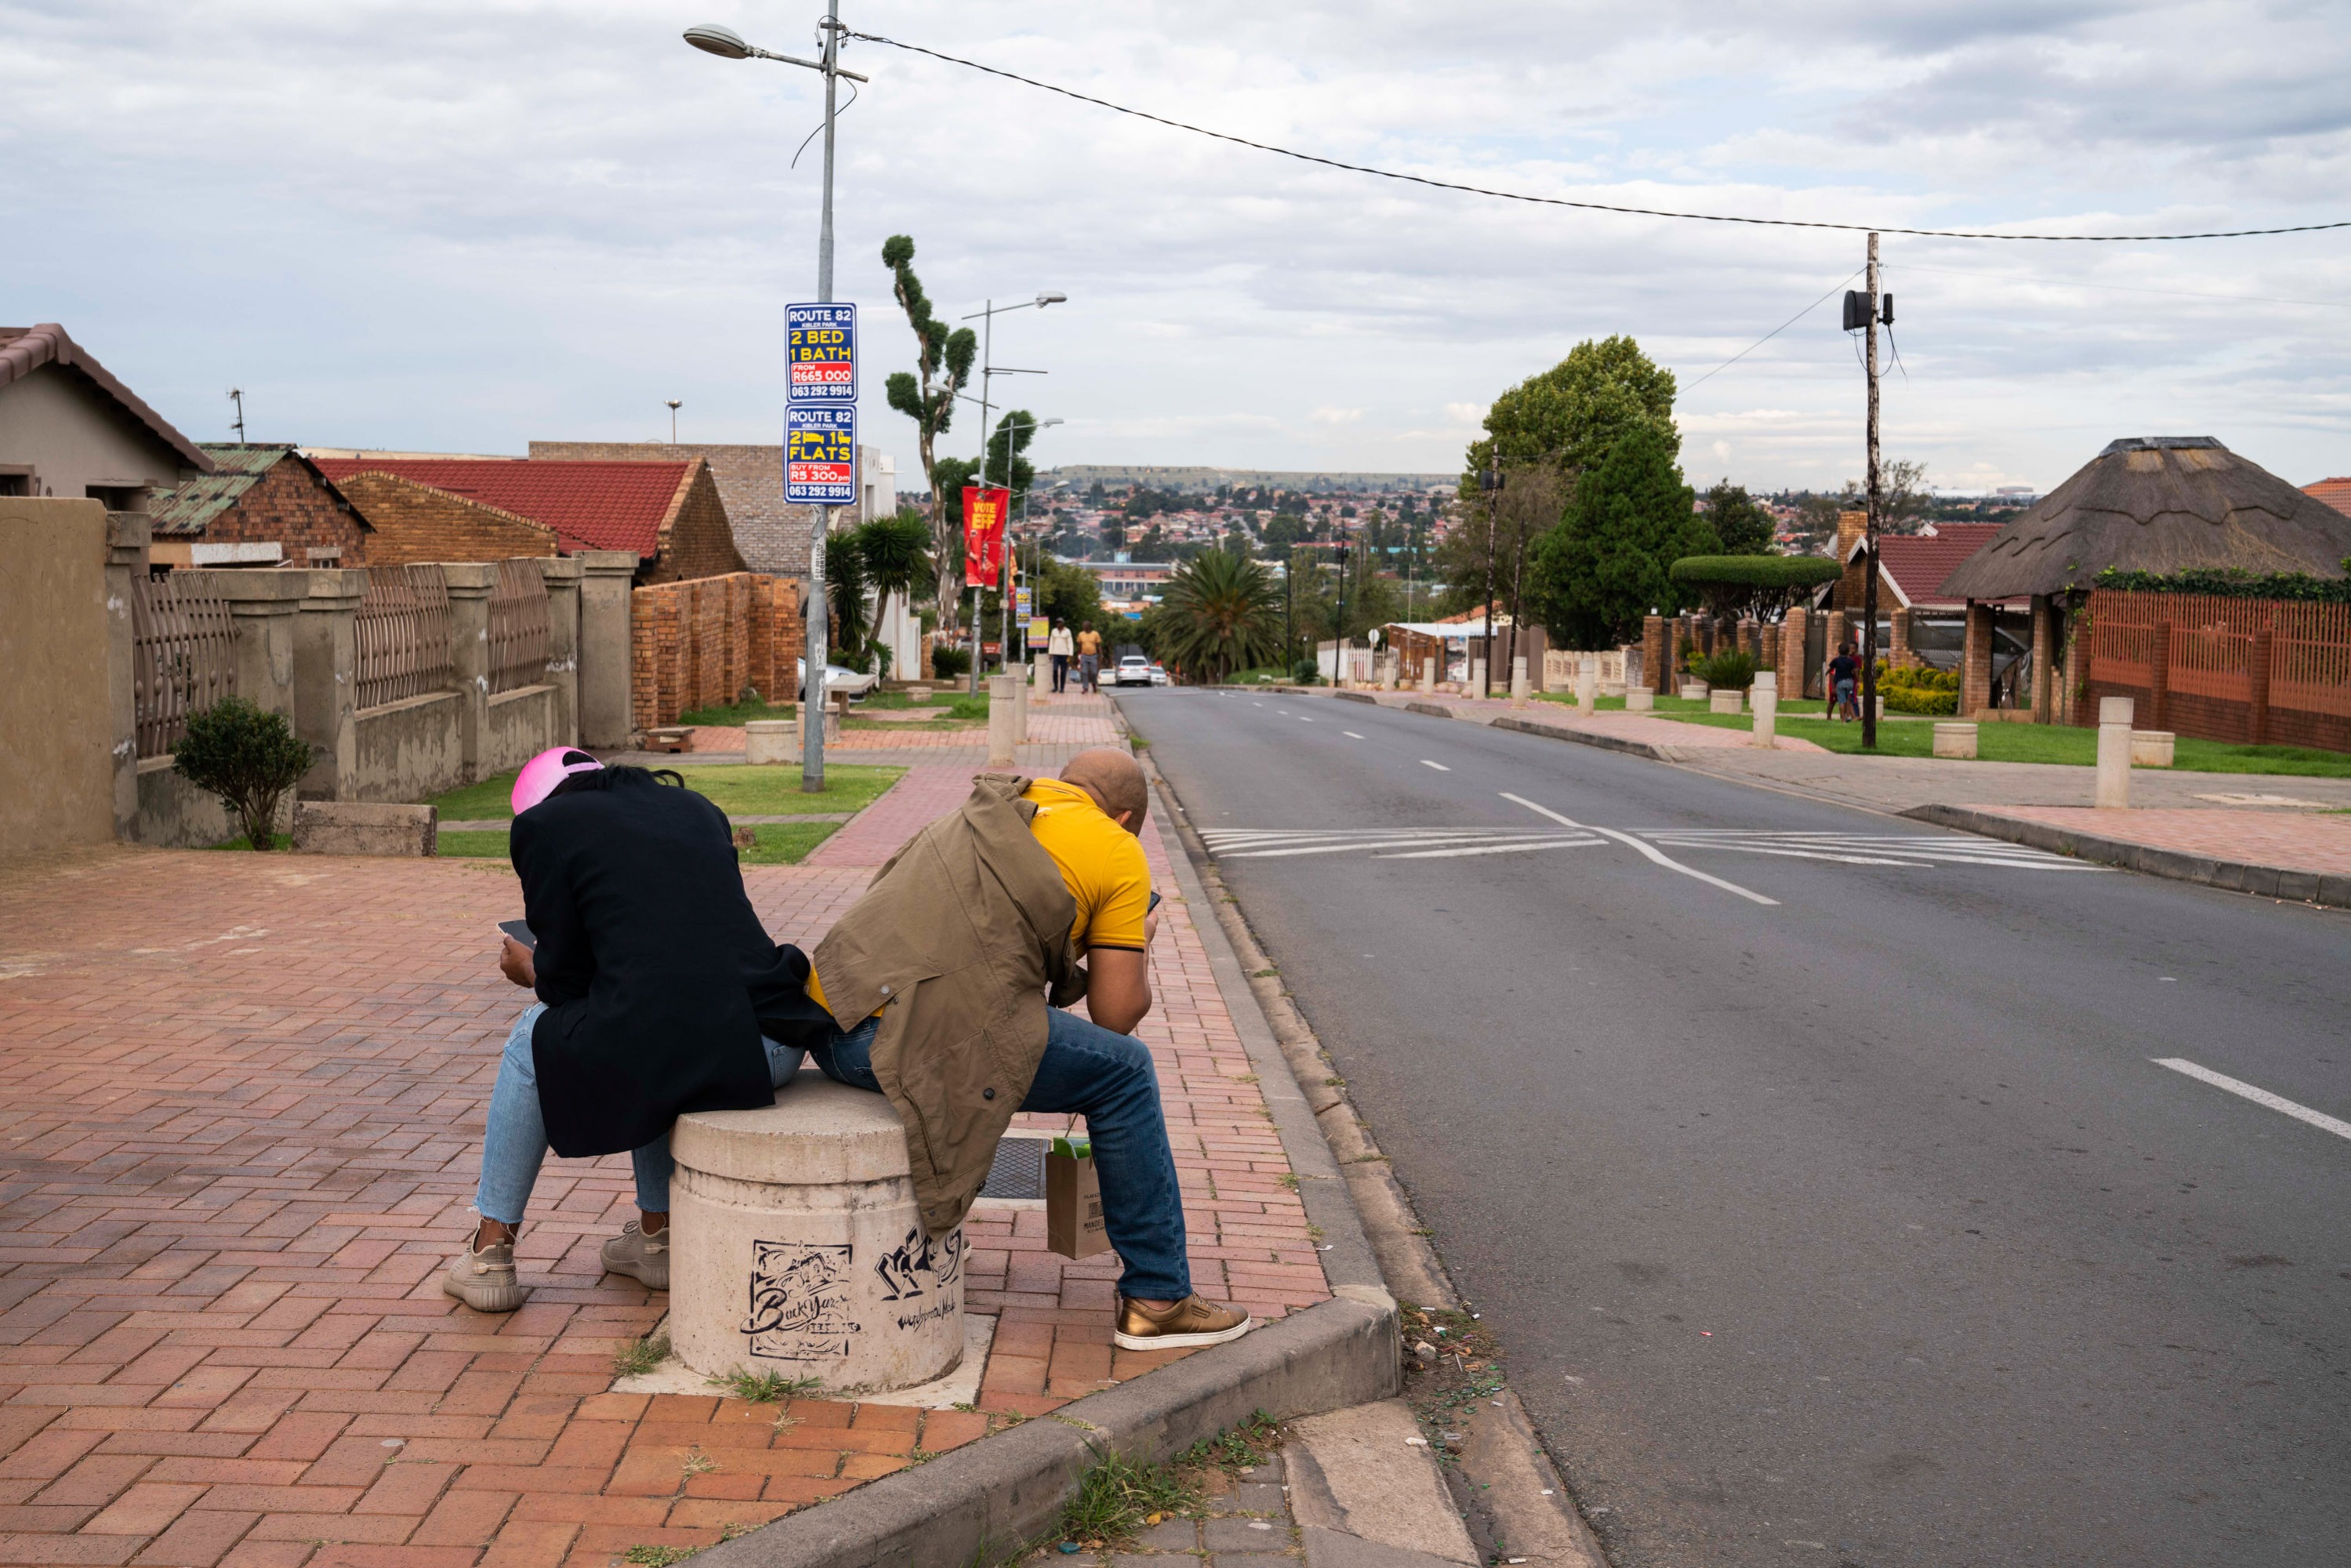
[1668,554,1843,620]
[172,697,314,850]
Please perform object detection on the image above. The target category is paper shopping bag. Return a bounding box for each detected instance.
[1045,1134,1111,1259]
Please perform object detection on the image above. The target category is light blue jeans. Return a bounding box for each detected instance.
[473,1004,805,1225]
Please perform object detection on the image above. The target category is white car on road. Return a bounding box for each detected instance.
[1112,655,1156,688]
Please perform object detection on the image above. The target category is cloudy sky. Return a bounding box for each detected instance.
[7,1,2348,493]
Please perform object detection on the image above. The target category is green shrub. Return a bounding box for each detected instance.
[1878,661,1961,715]
[172,698,314,852]
[1692,650,1756,690]
[1291,658,1321,684]
[929,644,971,678]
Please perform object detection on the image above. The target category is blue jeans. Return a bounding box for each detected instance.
[474,1004,805,1225]
[811,1008,1189,1301]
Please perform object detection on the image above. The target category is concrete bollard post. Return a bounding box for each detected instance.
[2095,695,2134,808]
[744,720,794,765]
[985,673,1018,768]
[669,1077,964,1395]
[1470,657,1486,694]
[1751,670,1777,749]
[1577,654,1599,711]
[1423,658,1439,693]
[1510,655,1530,702]
[1014,661,1031,742]
[1932,720,1978,759]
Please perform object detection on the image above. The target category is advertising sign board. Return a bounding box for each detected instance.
[785,405,858,505]
[962,486,1010,587]
[786,303,857,403]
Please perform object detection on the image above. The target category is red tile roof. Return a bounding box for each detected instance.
[310,457,691,557]
[1869,522,2003,608]
[2305,477,2351,517]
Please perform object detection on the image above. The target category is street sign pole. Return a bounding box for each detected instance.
[786,301,858,791]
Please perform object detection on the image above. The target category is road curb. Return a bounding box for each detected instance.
[1903,803,2350,909]
[1491,712,1675,761]
[695,1297,1397,1568]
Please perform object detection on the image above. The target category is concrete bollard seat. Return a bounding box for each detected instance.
[1932,720,1979,760]
[744,720,793,766]
[1708,688,1744,715]
[669,1073,964,1396]
[2131,729,2176,768]
[1625,688,1656,711]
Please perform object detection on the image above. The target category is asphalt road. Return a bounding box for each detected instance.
[1122,688,2351,1568]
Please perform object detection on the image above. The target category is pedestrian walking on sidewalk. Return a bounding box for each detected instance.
[1048,620,1074,692]
[1827,644,1860,721]
[1076,626,1103,693]
[445,750,830,1313]
[800,749,1253,1352]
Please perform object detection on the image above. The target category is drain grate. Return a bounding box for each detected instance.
[979,1135,1047,1200]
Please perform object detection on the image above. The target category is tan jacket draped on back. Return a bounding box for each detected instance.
[810,774,1086,1236]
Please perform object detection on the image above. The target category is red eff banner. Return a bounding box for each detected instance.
[963,486,1010,588]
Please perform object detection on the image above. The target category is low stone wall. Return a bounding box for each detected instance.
[134,756,293,848]
[354,691,468,804]
[484,684,559,776]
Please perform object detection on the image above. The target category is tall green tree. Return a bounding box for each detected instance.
[1527,423,1719,647]
[1464,336,1679,482]
[1157,550,1282,682]
[1700,481,1775,555]
[1033,555,1107,633]
[880,234,978,622]
[982,409,1040,504]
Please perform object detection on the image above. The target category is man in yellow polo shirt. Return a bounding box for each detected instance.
[800,749,1251,1352]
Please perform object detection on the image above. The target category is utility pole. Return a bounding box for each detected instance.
[1333,540,1349,688]
[1479,461,1503,696]
[228,389,246,443]
[1861,231,1882,750]
[684,10,867,789]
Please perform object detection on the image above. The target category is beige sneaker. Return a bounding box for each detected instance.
[441,1236,527,1313]
[600,1220,670,1290]
[1114,1294,1254,1352]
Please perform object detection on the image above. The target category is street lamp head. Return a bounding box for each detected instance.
[683,24,752,59]
[1035,292,1067,308]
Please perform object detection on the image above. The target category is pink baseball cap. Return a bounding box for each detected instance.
[513,748,603,815]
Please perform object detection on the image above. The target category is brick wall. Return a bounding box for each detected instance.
[532,441,819,576]
[642,461,748,584]
[197,456,372,562]
[630,572,805,731]
[333,471,559,564]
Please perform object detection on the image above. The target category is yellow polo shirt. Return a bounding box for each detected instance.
[806,778,1150,1022]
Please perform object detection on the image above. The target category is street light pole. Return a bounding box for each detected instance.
[1479,461,1504,697]
[684,13,869,791]
[953,294,1063,696]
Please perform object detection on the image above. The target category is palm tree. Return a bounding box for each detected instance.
[824,531,872,666]
[855,511,932,675]
[1159,550,1282,683]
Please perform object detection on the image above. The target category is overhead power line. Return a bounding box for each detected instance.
[846,30,2351,242]
[1683,270,1862,391]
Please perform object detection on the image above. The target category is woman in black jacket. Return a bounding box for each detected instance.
[444,754,832,1312]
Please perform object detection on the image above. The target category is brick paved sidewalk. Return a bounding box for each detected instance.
[1963,805,2351,877]
[0,762,1319,1565]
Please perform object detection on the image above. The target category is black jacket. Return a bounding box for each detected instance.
[511,780,834,1157]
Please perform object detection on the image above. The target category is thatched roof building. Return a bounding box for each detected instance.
[1939,437,2351,601]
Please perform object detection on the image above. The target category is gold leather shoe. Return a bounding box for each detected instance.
[1114,1294,1254,1351]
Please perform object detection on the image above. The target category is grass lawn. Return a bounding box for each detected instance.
[1642,706,2351,776]
[842,691,991,731]
[423,763,906,864]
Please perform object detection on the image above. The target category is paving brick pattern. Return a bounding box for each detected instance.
[0,734,1319,1566]
[1975,806,2351,875]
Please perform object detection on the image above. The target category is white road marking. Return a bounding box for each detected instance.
[1344,731,1365,739]
[1377,837,1604,859]
[2153,1058,2351,1142]
[1421,760,1451,771]
[1636,829,2096,872]
[1502,793,1780,906]
[1300,716,1314,722]
[1215,833,1562,859]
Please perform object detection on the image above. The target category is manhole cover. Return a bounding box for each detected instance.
[979,1136,1047,1200]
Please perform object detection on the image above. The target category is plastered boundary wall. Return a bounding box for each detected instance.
[0,510,617,854]
[0,499,118,860]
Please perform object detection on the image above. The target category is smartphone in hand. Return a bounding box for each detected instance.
[498,920,536,950]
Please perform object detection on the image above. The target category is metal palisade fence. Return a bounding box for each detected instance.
[488,558,553,695]
[129,574,235,757]
[355,565,455,710]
